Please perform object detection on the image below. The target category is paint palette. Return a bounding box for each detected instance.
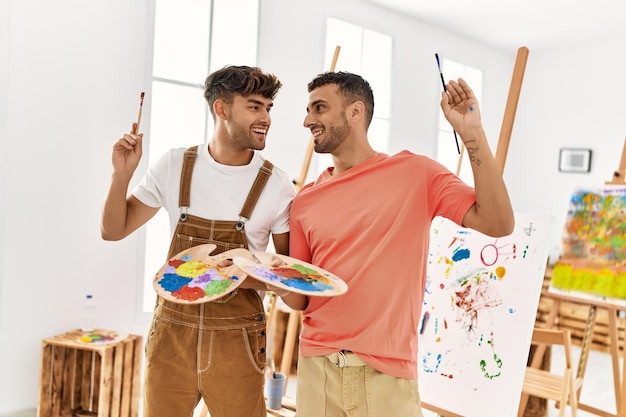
[77,330,128,344]
[153,244,252,304]
[233,252,348,297]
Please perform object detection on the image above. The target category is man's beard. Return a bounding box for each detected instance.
[314,118,350,154]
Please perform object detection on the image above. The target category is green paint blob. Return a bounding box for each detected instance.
[291,264,319,275]
[204,279,232,296]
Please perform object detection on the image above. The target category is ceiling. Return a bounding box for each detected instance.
[362,0,626,52]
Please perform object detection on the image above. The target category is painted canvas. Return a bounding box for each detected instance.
[550,186,626,307]
[418,213,552,417]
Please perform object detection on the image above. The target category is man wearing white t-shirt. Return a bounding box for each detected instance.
[101,65,303,417]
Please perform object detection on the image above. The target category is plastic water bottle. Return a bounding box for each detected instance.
[81,294,95,332]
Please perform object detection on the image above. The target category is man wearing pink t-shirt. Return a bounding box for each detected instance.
[289,72,514,417]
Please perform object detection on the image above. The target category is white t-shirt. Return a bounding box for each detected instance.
[132,145,296,253]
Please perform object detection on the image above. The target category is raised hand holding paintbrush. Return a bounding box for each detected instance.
[110,92,145,181]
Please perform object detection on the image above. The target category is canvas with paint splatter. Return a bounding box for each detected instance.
[550,186,626,306]
[418,213,552,417]
[153,244,252,303]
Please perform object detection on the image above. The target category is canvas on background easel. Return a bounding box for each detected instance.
[535,137,626,417]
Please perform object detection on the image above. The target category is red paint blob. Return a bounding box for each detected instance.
[168,259,185,268]
[173,286,205,301]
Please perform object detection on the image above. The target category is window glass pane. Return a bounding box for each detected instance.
[148,80,208,161]
[144,0,259,313]
[437,131,462,169]
[325,18,362,72]
[210,0,259,71]
[153,0,211,83]
[142,81,209,311]
[319,18,392,176]
[361,30,392,119]
[369,118,390,152]
[465,66,483,102]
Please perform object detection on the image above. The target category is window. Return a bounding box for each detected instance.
[316,18,393,174]
[436,59,483,186]
[141,0,259,313]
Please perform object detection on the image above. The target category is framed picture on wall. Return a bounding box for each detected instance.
[559,148,592,173]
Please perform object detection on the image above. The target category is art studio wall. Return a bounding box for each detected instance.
[505,38,626,261]
[1,0,625,415]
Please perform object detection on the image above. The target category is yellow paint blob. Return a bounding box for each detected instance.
[177,261,210,278]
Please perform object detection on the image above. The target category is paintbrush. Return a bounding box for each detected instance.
[135,92,145,134]
[435,53,461,155]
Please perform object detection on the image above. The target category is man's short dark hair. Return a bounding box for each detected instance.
[307,71,375,127]
[204,65,282,119]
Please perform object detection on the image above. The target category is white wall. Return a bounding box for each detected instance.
[504,39,626,260]
[0,0,9,396]
[1,0,151,414]
[2,0,623,415]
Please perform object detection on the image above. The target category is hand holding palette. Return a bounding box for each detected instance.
[233,252,348,297]
[153,244,252,303]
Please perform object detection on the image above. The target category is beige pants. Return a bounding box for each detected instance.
[296,353,424,417]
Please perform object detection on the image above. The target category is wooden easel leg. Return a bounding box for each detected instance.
[279,310,302,378]
[517,392,531,417]
[607,308,622,413]
[574,305,597,400]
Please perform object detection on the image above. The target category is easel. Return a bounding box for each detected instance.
[606,137,626,185]
[532,291,626,417]
[521,151,626,417]
[570,139,626,417]
[421,45,529,416]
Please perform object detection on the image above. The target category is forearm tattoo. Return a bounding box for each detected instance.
[465,139,481,166]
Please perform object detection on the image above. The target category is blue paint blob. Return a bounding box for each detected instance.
[452,248,471,262]
[283,278,333,292]
[419,311,430,335]
[158,274,192,292]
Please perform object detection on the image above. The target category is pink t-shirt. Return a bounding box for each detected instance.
[289,151,476,379]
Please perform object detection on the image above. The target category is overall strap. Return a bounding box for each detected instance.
[239,159,273,220]
[178,146,273,221]
[178,146,199,215]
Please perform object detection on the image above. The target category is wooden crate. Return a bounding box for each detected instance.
[37,329,142,417]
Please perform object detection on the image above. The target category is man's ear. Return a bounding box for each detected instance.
[214,99,228,121]
[349,100,365,124]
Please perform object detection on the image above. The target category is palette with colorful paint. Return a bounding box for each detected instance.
[233,252,348,297]
[77,330,128,344]
[153,244,252,303]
